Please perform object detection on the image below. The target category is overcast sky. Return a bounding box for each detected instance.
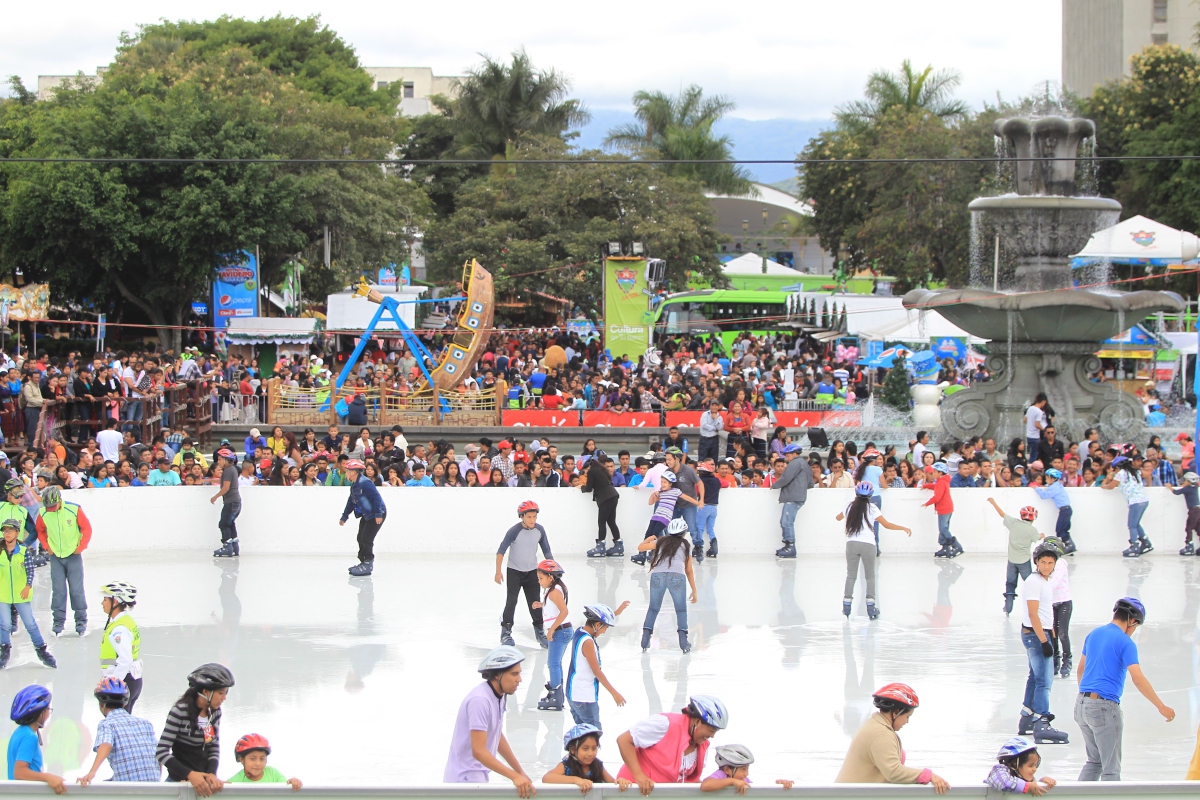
[3,0,1061,120]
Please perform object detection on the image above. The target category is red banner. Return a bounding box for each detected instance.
[582,411,659,428]
[663,412,704,428]
[502,410,580,428]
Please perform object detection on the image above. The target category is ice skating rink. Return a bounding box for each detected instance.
[1,550,1197,787]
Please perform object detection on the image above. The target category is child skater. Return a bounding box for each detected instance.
[922,462,961,557]
[701,745,795,795]
[986,498,1043,616]
[542,724,634,794]
[1173,472,1200,555]
[836,482,912,620]
[566,603,630,730]
[495,500,553,648]
[630,471,701,566]
[1034,469,1075,555]
[1042,537,1073,679]
[638,518,698,653]
[533,559,569,712]
[986,738,1056,795]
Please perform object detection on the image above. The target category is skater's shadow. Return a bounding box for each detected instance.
[346,576,385,692]
[641,651,689,716]
[837,622,876,737]
[775,560,808,667]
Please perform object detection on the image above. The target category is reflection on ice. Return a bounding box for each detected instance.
[0,552,1194,785]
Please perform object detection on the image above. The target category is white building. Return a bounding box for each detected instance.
[362,67,461,116]
[1063,0,1200,96]
[37,68,106,101]
[705,183,837,274]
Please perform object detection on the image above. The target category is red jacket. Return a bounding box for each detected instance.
[922,474,953,514]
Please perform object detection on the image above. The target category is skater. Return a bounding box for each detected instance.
[582,450,622,558]
[534,559,570,712]
[616,695,729,791]
[638,518,698,653]
[1172,472,1200,555]
[1045,538,1073,679]
[986,738,1056,795]
[566,603,629,729]
[701,745,795,794]
[665,449,704,561]
[853,448,884,555]
[835,684,949,793]
[99,582,142,712]
[339,458,387,576]
[1075,598,1175,781]
[7,685,66,793]
[156,663,234,797]
[1034,468,1075,554]
[836,482,912,620]
[1,479,41,567]
[227,734,302,789]
[922,462,961,557]
[695,460,721,559]
[35,486,90,636]
[630,471,700,567]
[444,646,535,797]
[1016,542,1069,744]
[0,519,55,668]
[773,443,813,558]
[77,678,159,784]
[542,724,634,792]
[209,448,241,558]
[1101,456,1152,557]
[495,500,553,647]
[985,498,1043,615]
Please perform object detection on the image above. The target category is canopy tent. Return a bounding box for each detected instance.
[1096,324,1161,360]
[1071,214,1200,268]
[721,252,805,277]
[786,293,985,344]
[224,317,318,345]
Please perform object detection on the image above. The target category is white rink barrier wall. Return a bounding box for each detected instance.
[65,485,1192,556]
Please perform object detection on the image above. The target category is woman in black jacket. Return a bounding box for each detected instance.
[581,453,622,558]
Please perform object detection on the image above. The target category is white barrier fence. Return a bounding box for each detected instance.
[62,485,1189,556]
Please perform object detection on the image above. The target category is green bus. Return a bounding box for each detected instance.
[650,289,792,355]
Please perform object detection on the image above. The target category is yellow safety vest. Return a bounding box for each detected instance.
[100,612,140,667]
[0,543,30,605]
[38,504,82,556]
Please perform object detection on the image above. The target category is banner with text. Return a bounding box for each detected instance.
[502,410,581,427]
[582,411,658,428]
[212,250,259,330]
[603,257,650,360]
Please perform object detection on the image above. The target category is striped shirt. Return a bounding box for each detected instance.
[156,701,220,781]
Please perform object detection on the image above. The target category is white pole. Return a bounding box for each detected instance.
[993,234,1000,291]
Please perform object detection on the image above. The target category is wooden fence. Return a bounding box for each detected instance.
[265,379,500,427]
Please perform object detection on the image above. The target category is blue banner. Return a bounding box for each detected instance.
[931,336,968,363]
[212,251,259,330]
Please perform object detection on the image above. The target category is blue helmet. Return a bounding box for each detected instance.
[687,695,729,729]
[932,461,951,474]
[854,481,873,497]
[997,736,1037,760]
[583,604,618,627]
[11,685,51,722]
[1045,468,1063,479]
[564,723,602,750]
[1115,597,1146,624]
[94,677,129,707]
[782,444,802,454]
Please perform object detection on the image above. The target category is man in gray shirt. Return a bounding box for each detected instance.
[210,448,242,557]
[665,448,705,560]
[495,501,554,648]
[773,444,814,558]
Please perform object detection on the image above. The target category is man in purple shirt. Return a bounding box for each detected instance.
[444,646,534,797]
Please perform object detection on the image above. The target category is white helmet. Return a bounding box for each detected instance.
[714,744,755,768]
[477,646,525,674]
[661,470,678,483]
[666,518,689,537]
[101,581,137,605]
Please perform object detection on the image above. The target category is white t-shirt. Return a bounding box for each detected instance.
[1019,571,1055,630]
[96,429,123,464]
[843,501,881,545]
[1025,405,1045,439]
[628,715,700,781]
[913,442,927,464]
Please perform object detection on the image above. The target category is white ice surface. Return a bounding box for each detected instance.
[1,552,1197,786]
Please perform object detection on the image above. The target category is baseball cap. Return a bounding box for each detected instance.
[498,440,512,450]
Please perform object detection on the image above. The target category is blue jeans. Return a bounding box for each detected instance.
[780,501,802,543]
[1126,502,1147,543]
[1027,437,1040,464]
[568,699,601,728]
[1074,694,1123,781]
[49,553,87,630]
[0,601,44,647]
[547,625,571,688]
[1021,630,1053,716]
[643,572,687,633]
[219,501,241,543]
[679,503,697,541]
[694,505,718,546]
[1005,560,1032,600]
[121,399,143,423]
[937,513,953,546]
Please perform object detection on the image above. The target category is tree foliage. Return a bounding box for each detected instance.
[880,355,911,410]
[836,60,969,129]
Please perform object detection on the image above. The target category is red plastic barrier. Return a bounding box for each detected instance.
[502,410,581,427]
[663,412,704,428]
[582,411,659,428]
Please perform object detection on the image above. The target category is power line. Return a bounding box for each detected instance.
[0,155,1199,166]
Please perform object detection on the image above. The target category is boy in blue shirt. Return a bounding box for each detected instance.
[1034,468,1075,554]
[405,463,435,487]
[7,684,65,793]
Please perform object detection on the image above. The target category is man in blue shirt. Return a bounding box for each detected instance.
[1074,597,1175,781]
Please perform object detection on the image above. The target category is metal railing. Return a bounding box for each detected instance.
[265,379,501,427]
[22,381,213,448]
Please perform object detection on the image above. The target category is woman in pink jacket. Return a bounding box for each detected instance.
[616,695,728,795]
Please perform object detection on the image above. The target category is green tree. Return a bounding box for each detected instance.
[423,140,726,319]
[836,60,969,128]
[450,49,590,161]
[604,85,754,195]
[880,355,911,410]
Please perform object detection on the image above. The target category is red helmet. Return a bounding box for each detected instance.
[1019,505,1038,521]
[234,733,271,757]
[344,459,365,471]
[537,559,564,576]
[861,448,881,459]
[517,500,539,517]
[873,683,919,709]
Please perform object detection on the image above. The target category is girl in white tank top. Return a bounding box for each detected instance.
[533,560,570,711]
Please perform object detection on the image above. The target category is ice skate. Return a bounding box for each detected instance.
[500,623,515,646]
[630,552,648,566]
[0,644,9,669]
[1032,716,1069,744]
[213,541,238,558]
[693,547,704,564]
[1062,539,1077,556]
[1122,544,1141,558]
[608,541,626,558]
[1138,538,1154,555]
[776,544,796,559]
[678,629,691,653]
[1181,542,1195,556]
[1018,711,1034,736]
[231,539,241,556]
[348,560,373,577]
[1060,656,1073,679]
[706,539,718,559]
[34,645,56,669]
[1003,595,1014,615]
[640,628,651,652]
[933,545,950,558]
[842,599,852,617]
[948,539,964,558]
[866,601,880,620]
[537,683,564,711]
[534,625,549,648]
[586,541,607,558]
[75,623,86,637]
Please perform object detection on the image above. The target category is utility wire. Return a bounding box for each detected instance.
[0,155,1198,166]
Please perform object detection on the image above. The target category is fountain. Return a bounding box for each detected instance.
[903,116,1184,444]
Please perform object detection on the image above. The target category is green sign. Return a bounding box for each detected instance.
[603,257,650,359]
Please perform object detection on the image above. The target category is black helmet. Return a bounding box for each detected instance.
[1031,543,1060,563]
[188,663,235,691]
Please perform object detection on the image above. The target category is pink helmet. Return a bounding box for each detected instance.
[1019,505,1038,521]
[344,459,365,471]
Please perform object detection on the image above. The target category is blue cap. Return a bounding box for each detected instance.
[932,461,951,474]
[782,444,802,454]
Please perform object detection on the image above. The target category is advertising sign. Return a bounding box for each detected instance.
[212,251,259,330]
[931,336,967,363]
[603,257,650,360]
[582,411,658,428]
[502,410,581,427]
[0,284,49,321]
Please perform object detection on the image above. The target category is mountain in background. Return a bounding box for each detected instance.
[572,110,827,186]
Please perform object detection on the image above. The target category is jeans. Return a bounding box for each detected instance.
[844,541,876,601]
[680,503,697,541]
[1055,506,1073,542]
[547,625,572,687]
[1075,694,1123,780]
[1127,502,1148,543]
[937,513,953,546]
[1027,437,1040,464]
[1185,506,1200,544]
[596,497,620,543]
[502,568,543,628]
[780,501,802,543]
[49,553,87,629]
[1053,601,1073,662]
[643,572,687,633]
[23,407,40,444]
[698,436,719,463]
[356,512,385,562]
[0,601,44,647]
[72,403,91,443]
[219,501,241,544]
[1021,630,1053,717]
[1005,560,1032,600]
[568,699,601,728]
[694,505,718,546]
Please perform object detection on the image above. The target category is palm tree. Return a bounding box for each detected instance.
[451,48,590,160]
[605,85,754,196]
[836,60,969,127]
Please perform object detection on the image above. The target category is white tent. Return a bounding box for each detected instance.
[721,252,803,277]
[1072,214,1200,265]
[787,292,986,343]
